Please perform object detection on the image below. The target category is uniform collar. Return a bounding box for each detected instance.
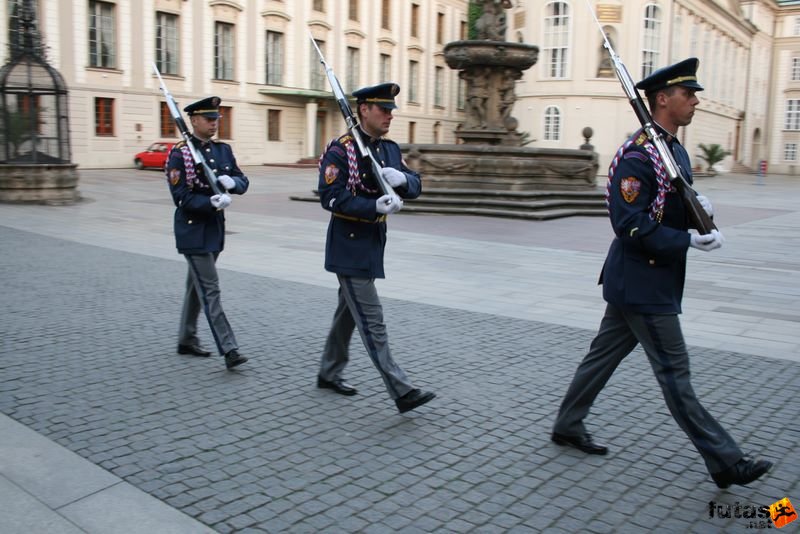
[191,135,213,147]
[653,121,679,144]
[358,126,382,144]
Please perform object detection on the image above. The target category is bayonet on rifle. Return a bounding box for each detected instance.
[152,63,224,199]
[585,0,717,234]
[308,32,400,206]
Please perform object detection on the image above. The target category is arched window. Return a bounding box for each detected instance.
[544,106,561,141]
[641,4,661,78]
[543,1,570,79]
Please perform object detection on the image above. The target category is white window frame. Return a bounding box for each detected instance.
[214,22,235,80]
[784,143,797,161]
[785,99,800,130]
[155,11,179,75]
[641,4,661,79]
[88,0,116,68]
[266,30,283,85]
[543,2,570,79]
[544,105,561,141]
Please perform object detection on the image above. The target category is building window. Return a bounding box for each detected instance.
[411,4,419,38]
[159,102,176,138]
[543,1,569,78]
[155,12,179,75]
[313,0,324,12]
[785,143,797,161]
[460,20,467,40]
[786,100,800,130]
[671,12,681,61]
[641,4,661,79]
[218,106,232,139]
[544,106,561,141]
[214,22,234,80]
[267,109,281,141]
[349,0,358,21]
[266,30,283,85]
[379,53,391,81]
[792,58,800,82]
[381,0,391,30]
[88,0,116,68]
[437,12,445,44]
[408,121,416,143]
[794,16,800,36]
[457,75,465,110]
[347,47,360,91]
[310,39,326,90]
[434,66,444,107]
[95,97,114,136]
[408,60,419,103]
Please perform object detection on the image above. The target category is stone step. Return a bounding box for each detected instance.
[289,189,608,220]
[402,204,608,220]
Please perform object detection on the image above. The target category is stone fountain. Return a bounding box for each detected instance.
[400,0,602,219]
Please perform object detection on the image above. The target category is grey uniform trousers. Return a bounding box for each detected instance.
[320,275,414,400]
[553,303,743,474]
[178,253,238,356]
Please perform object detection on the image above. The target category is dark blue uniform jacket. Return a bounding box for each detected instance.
[165,137,249,255]
[318,129,421,278]
[600,126,694,314]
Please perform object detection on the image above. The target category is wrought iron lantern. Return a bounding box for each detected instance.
[0,0,71,164]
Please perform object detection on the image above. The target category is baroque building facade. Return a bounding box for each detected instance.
[4,0,800,174]
[513,0,800,175]
[1,0,470,168]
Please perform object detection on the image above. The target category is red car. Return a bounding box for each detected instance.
[134,141,175,170]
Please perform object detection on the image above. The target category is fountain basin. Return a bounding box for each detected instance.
[444,41,539,71]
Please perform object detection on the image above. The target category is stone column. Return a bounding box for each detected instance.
[305,100,318,158]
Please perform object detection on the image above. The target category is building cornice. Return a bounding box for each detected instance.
[209,0,243,12]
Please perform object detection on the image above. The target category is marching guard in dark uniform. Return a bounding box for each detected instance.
[166,96,249,370]
[317,82,436,414]
[551,59,772,488]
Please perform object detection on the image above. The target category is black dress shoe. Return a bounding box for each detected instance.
[395,389,436,413]
[711,457,773,489]
[317,376,358,396]
[177,344,211,357]
[551,432,608,455]
[224,349,248,369]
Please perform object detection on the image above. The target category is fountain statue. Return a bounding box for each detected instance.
[400,0,603,218]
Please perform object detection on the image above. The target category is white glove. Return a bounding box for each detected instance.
[210,193,232,209]
[696,195,713,217]
[217,174,236,190]
[380,167,407,188]
[376,194,403,215]
[690,229,724,252]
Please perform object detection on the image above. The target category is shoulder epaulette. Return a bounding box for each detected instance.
[634,132,648,146]
[174,140,186,149]
[338,134,353,145]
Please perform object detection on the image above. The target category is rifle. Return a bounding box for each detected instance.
[151,63,225,199]
[585,1,717,234]
[308,32,401,206]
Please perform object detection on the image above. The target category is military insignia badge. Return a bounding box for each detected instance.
[634,132,647,146]
[620,177,641,203]
[168,169,181,186]
[324,164,339,185]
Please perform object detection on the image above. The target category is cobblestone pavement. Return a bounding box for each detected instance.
[1,168,799,532]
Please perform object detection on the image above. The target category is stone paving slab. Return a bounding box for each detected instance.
[1,225,797,533]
